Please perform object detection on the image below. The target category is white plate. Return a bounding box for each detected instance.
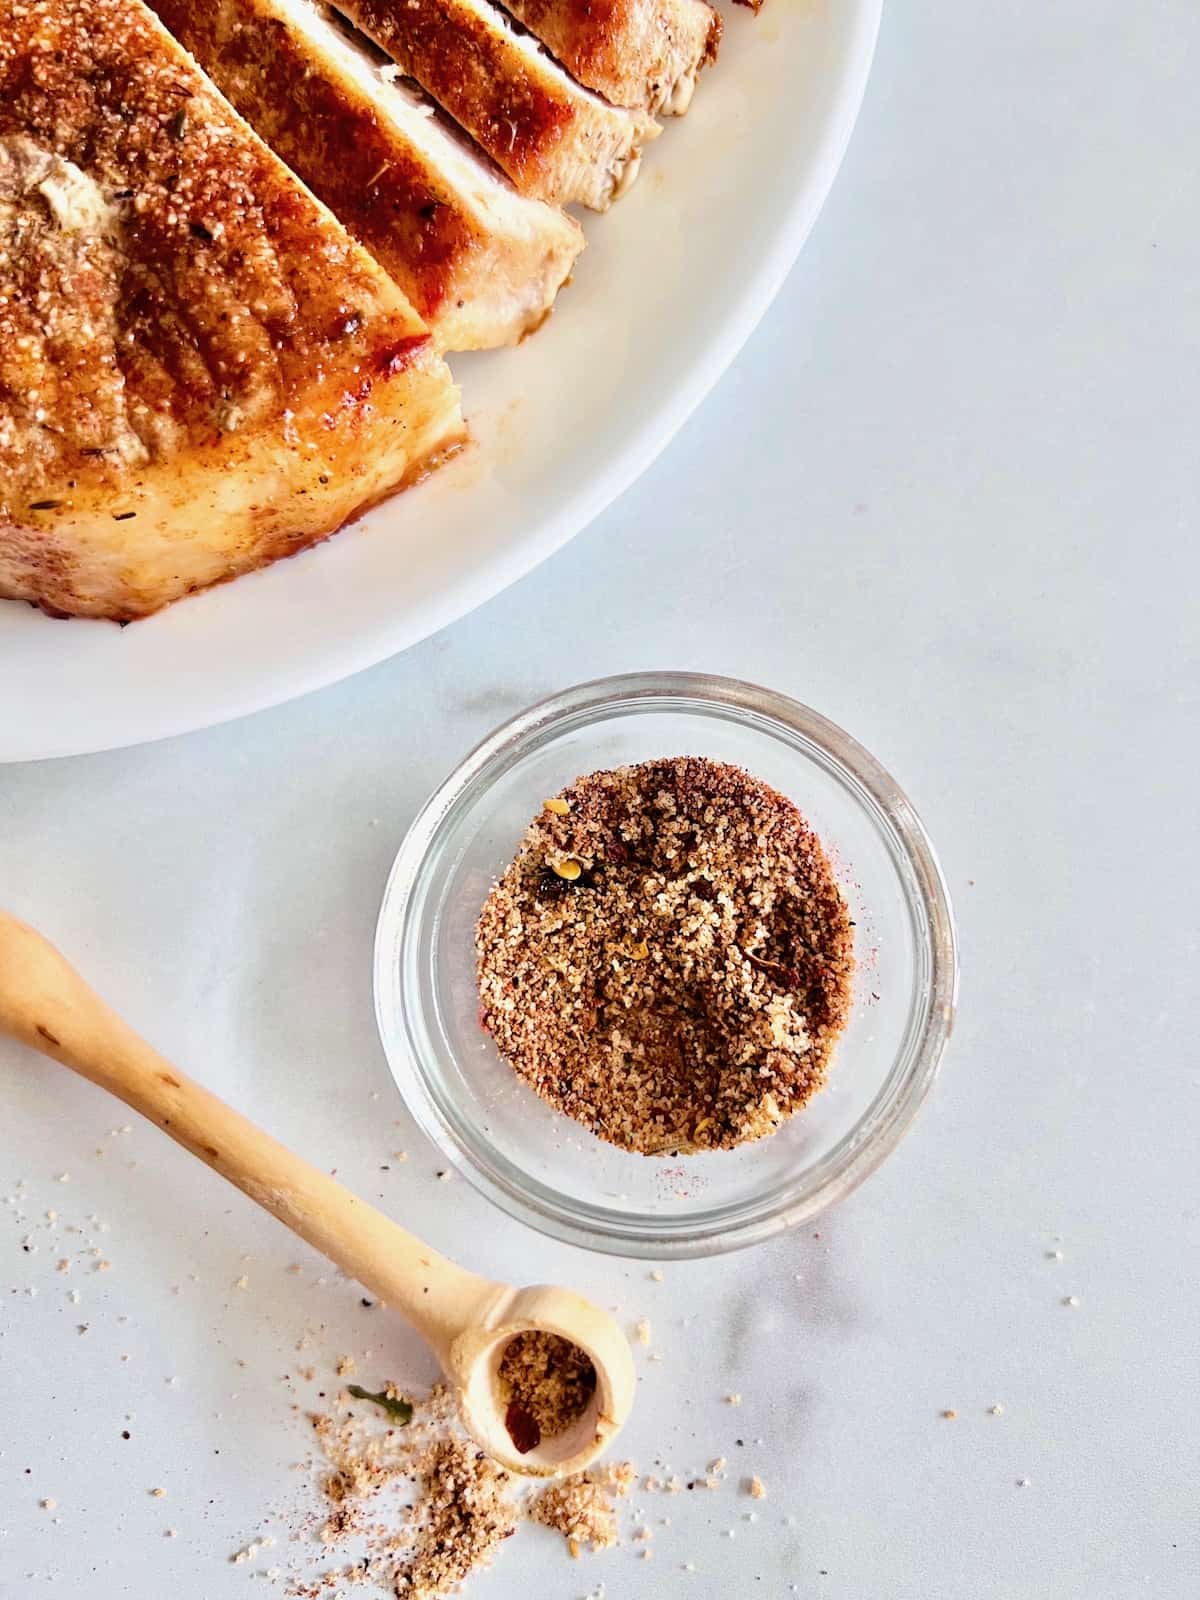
[0,0,880,761]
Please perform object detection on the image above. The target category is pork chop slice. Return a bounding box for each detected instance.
[503,0,721,115]
[0,0,463,622]
[332,0,659,211]
[150,0,584,350]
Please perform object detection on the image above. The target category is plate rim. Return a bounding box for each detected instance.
[1,0,883,763]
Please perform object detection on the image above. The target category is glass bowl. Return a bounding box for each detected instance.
[374,673,957,1258]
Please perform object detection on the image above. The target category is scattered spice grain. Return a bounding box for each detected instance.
[398,1439,517,1598]
[529,1460,635,1554]
[302,1382,635,1597]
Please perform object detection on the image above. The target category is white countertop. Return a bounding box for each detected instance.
[2,2,1198,1595]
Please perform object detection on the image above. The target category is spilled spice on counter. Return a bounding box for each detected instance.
[476,757,854,1154]
[529,1458,637,1556]
[398,1439,518,1597]
[291,1380,638,1598]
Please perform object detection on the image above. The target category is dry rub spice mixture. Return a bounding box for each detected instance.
[307,1384,516,1597]
[298,1381,634,1598]
[400,1439,518,1596]
[496,1330,597,1454]
[477,757,854,1153]
[529,1460,637,1556]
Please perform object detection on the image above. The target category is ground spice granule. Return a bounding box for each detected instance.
[528,1459,636,1554]
[296,1384,637,1598]
[396,1439,517,1597]
[476,757,854,1154]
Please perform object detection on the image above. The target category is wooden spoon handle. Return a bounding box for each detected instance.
[0,914,501,1359]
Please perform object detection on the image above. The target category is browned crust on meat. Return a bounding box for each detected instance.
[504,0,722,112]
[335,0,656,207]
[339,0,572,189]
[148,0,583,349]
[150,0,474,324]
[0,0,462,619]
[0,0,428,459]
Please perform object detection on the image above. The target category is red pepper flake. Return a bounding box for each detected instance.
[504,1401,540,1455]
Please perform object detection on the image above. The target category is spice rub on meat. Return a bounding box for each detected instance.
[0,0,462,621]
[331,0,659,211]
[476,757,855,1155]
[149,0,584,351]
[503,0,722,115]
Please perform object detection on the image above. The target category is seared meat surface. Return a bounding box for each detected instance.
[334,0,659,210]
[150,0,584,349]
[0,0,463,620]
[504,0,721,114]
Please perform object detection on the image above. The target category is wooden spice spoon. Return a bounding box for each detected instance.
[0,914,635,1476]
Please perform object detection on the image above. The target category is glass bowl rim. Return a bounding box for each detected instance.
[374,671,959,1258]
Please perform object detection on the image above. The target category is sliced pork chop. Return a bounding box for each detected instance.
[333,0,659,211]
[0,0,463,622]
[150,0,584,350]
[503,0,721,115]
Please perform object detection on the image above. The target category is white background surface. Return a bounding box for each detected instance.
[2,2,1198,1596]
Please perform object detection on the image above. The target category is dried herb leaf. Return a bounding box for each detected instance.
[346,1384,413,1425]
